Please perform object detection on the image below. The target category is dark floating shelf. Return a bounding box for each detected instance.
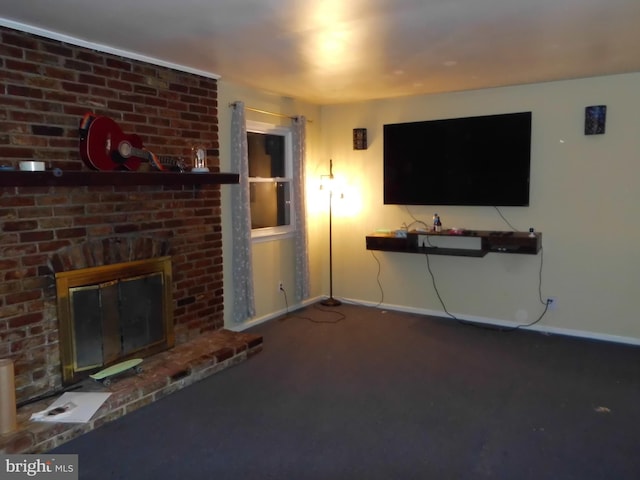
[366,229,542,256]
[0,170,239,187]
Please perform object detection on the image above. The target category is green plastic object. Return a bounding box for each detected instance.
[90,358,143,385]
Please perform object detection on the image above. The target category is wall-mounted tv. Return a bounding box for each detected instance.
[383,111,532,206]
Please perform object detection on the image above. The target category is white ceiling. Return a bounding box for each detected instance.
[2,0,640,104]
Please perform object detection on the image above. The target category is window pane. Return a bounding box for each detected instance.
[248,132,285,177]
[250,181,290,229]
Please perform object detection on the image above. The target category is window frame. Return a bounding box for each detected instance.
[246,120,295,242]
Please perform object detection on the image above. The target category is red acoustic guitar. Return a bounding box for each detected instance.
[78,113,185,172]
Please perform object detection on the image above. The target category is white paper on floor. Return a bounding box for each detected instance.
[30,392,112,423]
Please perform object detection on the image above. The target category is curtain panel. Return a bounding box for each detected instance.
[230,102,256,323]
[292,116,310,301]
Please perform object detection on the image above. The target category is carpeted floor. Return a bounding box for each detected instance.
[51,303,640,479]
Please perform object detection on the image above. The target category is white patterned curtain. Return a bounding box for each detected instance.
[292,116,310,300]
[230,101,255,323]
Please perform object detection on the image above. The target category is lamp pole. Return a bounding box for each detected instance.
[320,159,341,307]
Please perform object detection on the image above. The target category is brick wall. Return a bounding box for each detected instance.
[0,26,225,403]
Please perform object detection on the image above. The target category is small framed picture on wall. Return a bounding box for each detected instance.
[584,105,606,135]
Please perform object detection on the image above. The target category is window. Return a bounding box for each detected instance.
[247,121,294,240]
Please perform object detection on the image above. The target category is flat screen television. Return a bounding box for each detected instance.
[383,111,532,206]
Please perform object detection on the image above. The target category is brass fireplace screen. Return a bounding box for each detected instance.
[55,257,174,385]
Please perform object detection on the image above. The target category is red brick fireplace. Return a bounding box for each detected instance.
[52,239,175,385]
[0,26,234,406]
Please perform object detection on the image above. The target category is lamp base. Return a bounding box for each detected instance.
[320,297,342,307]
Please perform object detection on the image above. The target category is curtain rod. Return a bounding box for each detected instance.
[228,102,312,123]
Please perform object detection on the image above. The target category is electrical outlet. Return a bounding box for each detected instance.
[278,281,284,293]
[546,297,557,311]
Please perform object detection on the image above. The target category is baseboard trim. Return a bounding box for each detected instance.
[338,297,640,347]
[227,296,322,332]
[230,295,640,346]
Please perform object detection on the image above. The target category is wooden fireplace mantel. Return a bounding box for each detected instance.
[1,170,239,187]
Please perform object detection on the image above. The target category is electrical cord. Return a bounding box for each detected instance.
[423,251,460,322]
[423,243,550,332]
[316,251,384,312]
[403,206,551,331]
[279,286,346,324]
[371,207,551,331]
[501,298,551,332]
[404,206,431,232]
[369,250,384,307]
[311,302,346,323]
[537,246,548,306]
[341,251,386,311]
[493,206,519,231]
[493,206,548,308]
[420,233,436,248]
[405,220,430,232]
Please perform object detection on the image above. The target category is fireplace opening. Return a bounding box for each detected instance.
[55,257,174,385]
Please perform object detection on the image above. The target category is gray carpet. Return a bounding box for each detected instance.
[51,303,640,479]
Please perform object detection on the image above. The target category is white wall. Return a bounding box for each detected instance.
[218,73,640,343]
[319,73,640,343]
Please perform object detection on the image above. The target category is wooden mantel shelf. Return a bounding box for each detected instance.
[0,170,239,187]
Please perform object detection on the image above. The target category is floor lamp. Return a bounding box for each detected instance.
[320,159,341,307]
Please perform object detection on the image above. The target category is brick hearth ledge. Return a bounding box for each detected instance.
[0,329,263,454]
